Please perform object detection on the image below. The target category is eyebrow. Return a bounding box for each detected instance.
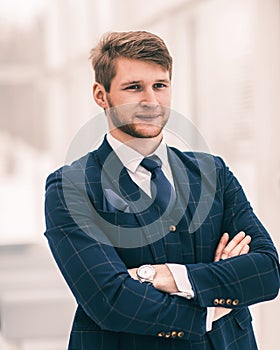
[120,81,141,87]
[120,79,170,87]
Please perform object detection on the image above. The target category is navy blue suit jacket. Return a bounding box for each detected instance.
[44,138,280,350]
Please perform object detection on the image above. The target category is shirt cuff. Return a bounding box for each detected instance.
[166,263,194,299]
[206,307,215,332]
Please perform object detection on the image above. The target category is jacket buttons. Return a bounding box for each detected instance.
[232,299,239,306]
[226,299,232,305]
[219,298,225,305]
[158,330,184,338]
[157,331,165,337]
[169,225,176,232]
[213,298,219,305]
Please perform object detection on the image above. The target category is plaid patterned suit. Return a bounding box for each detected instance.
[44,137,279,349]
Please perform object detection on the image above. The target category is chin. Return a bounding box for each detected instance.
[121,124,163,139]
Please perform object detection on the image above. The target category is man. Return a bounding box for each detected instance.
[44,31,279,349]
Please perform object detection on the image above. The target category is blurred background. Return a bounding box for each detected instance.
[0,0,279,349]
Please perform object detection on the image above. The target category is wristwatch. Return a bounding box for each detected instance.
[136,264,156,284]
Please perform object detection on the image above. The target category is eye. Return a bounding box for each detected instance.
[154,83,168,89]
[124,84,142,91]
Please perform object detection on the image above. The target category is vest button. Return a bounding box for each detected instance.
[169,225,176,232]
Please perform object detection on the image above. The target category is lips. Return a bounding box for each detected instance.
[135,114,161,120]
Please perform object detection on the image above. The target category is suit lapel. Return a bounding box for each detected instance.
[168,148,215,263]
[92,139,214,264]
[93,137,168,263]
[163,149,194,263]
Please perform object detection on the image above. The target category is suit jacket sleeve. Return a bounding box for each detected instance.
[44,166,208,341]
[186,156,280,308]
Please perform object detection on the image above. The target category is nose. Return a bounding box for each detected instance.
[140,87,159,108]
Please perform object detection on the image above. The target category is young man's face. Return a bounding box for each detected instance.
[102,57,171,142]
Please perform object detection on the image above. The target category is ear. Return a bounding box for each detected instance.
[93,82,108,109]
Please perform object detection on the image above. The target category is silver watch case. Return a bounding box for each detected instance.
[136,264,156,283]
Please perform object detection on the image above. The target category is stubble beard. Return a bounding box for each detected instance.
[106,97,169,139]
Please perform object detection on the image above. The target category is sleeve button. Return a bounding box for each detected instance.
[171,331,177,338]
[213,298,219,305]
[177,331,184,338]
[165,332,171,338]
[226,299,232,305]
[219,298,225,305]
[157,331,165,337]
[232,299,239,306]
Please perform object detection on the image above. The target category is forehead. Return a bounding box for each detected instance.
[113,57,170,83]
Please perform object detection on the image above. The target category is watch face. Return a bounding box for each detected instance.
[137,264,156,281]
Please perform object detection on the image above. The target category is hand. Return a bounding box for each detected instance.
[213,231,251,322]
[214,231,251,262]
[128,267,138,280]
[152,264,178,293]
[128,265,178,294]
[213,307,232,321]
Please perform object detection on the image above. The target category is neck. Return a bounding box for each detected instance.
[109,130,162,156]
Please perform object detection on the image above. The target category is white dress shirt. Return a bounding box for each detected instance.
[106,133,214,331]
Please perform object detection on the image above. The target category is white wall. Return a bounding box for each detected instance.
[0,0,279,348]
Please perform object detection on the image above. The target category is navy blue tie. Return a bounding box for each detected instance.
[141,156,175,212]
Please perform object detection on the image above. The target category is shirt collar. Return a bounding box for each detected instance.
[106,133,169,173]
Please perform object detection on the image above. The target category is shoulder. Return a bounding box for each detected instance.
[45,150,99,190]
[168,146,226,171]
[167,147,232,194]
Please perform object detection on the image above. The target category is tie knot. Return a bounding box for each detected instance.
[140,156,162,173]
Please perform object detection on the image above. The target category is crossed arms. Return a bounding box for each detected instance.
[44,156,280,341]
[128,231,252,323]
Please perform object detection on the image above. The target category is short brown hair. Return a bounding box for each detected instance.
[89,31,173,92]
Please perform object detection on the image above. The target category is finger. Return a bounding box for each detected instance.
[214,233,229,262]
[240,244,250,255]
[221,231,246,259]
[128,268,138,280]
[229,235,251,257]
